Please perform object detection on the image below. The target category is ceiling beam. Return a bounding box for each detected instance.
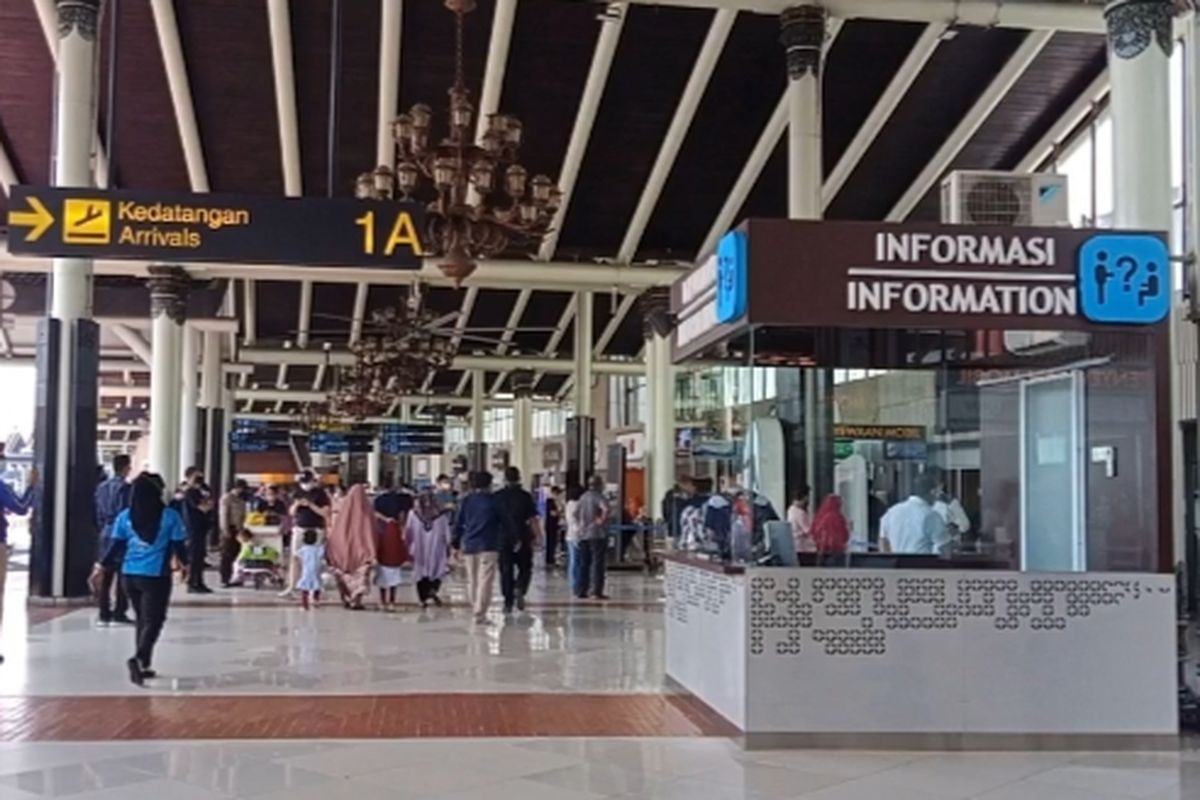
[476,0,518,142]
[295,279,313,349]
[615,0,1104,33]
[0,135,18,194]
[0,251,685,292]
[487,287,533,394]
[150,0,209,191]
[593,292,638,356]
[106,323,153,365]
[539,3,627,260]
[822,22,944,209]
[375,0,403,167]
[1015,70,1110,173]
[235,388,563,408]
[887,29,1053,222]
[697,19,842,258]
[236,346,643,374]
[267,0,303,195]
[618,9,736,262]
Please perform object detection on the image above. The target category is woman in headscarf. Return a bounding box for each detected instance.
[810,494,850,555]
[404,487,452,608]
[96,473,189,686]
[326,483,376,609]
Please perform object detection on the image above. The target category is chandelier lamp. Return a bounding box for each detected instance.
[356,0,561,285]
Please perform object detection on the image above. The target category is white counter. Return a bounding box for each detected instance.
[665,558,1179,748]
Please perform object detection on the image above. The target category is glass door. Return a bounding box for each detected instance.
[1020,372,1086,571]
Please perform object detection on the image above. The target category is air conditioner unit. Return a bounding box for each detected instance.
[941,170,1069,226]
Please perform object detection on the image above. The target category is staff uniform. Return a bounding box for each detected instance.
[101,507,189,672]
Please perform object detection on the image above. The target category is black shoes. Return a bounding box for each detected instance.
[516,595,526,612]
[112,615,134,625]
[187,585,214,595]
[126,658,144,687]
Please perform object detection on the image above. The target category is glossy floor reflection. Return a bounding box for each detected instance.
[2,570,666,697]
[0,738,1196,800]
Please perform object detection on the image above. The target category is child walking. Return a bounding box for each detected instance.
[375,516,409,612]
[294,528,325,610]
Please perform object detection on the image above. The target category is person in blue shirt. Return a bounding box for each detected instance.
[93,454,133,626]
[452,471,513,625]
[0,443,36,666]
[97,472,189,686]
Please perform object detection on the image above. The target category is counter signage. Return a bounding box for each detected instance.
[229,422,291,453]
[5,185,425,269]
[832,424,925,441]
[379,423,443,455]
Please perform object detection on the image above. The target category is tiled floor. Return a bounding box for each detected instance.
[1,563,1197,798]
[0,738,1194,799]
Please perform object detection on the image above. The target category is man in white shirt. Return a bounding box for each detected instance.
[880,473,949,555]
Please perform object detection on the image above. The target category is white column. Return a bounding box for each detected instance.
[471,369,486,442]
[178,324,199,477]
[368,437,382,489]
[200,329,221,481]
[147,267,188,482]
[220,370,233,487]
[47,0,102,597]
[1106,0,1177,566]
[782,5,829,498]
[649,332,676,519]
[574,291,594,418]
[641,289,676,520]
[511,369,535,476]
[1107,0,1173,231]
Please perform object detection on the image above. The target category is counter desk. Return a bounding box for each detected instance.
[664,555,1178,749]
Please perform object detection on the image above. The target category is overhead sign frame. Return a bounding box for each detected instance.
[5,185,426,269]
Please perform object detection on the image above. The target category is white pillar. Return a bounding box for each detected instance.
[368,437,382,489]
[178,324,199,478]
[1107,1,1173,231]
[46,0,102,597]
[200,329,221,482]
[574,291,594,418]
[641,289,676,520]
[782,5,830,500]
[147,266,188,482]
[220,370,233,487]
[471,369,486,442]
[783,7,823,219]
[511,369,535,477]
[1106,0,1177,567]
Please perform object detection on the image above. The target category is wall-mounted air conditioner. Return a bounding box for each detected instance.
[941,170,1069,227]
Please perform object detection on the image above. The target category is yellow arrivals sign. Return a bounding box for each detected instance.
[6,185,426,269]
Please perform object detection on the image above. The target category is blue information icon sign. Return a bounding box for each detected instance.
[716,230,748,323]
[1077,233,1170,324]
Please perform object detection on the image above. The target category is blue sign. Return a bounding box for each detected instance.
[716,230,748,323]
[1077,234,1170,324]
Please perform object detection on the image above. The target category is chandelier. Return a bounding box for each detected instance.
[307,295,457,424]
[355,0,560,285]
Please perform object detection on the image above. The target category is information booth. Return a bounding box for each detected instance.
[665,219,1178,748]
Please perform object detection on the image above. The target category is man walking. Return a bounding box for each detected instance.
[495,467,541,613]
[94,454,133,625]
[218,479,251,587]
[574,475,610,601]
[0,444,35,663]
[452,471,512,625]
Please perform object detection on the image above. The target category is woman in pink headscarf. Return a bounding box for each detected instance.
[326,484,377,609]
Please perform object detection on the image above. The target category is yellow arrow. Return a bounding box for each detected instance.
[7,196,55,242]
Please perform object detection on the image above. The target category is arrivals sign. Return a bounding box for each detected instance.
[5,185,425,268]
[672,219,1169,358]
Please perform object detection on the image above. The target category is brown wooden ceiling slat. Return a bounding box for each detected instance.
[176,0,280,194]
[0,1,54,220]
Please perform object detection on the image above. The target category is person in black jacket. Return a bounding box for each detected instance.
[495,467,541,613]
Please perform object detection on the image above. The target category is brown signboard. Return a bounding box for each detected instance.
[719,219,1167,335]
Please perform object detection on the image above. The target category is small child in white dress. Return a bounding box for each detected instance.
[294,529,325,610]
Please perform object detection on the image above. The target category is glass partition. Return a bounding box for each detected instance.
[673,324,1163,573]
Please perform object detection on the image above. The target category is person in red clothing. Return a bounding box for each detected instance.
[375,514,410,612]
[810,494,850,555]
